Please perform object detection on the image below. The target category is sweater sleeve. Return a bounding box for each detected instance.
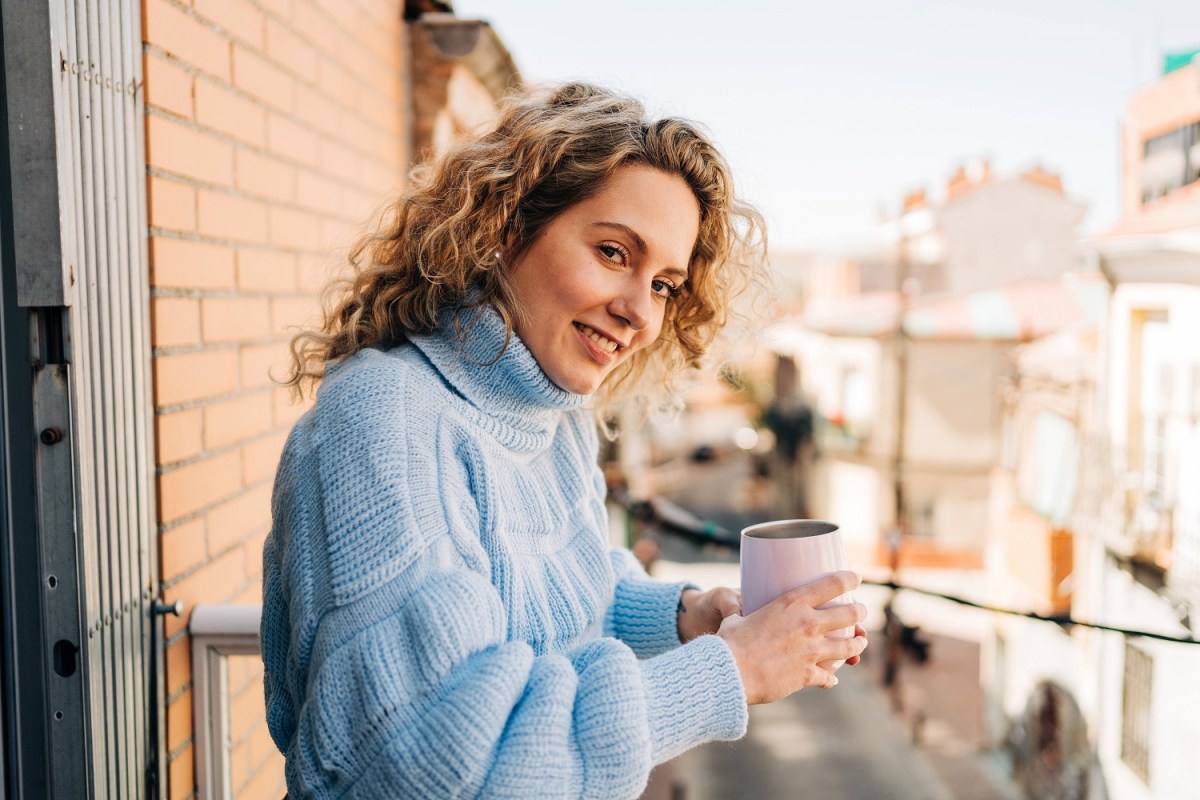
[262,356,748,800]
[605,548,698,658]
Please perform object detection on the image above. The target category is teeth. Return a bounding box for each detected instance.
[578,323,619,353]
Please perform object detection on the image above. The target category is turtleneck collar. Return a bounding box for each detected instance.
[405,305,591,451]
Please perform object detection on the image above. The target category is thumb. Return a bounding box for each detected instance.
[711,588,742,618]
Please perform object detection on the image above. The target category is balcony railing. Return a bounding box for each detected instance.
[190,604,266,800]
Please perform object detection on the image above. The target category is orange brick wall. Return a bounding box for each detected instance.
[142,1,409,797]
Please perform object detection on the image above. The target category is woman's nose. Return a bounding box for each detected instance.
[608,286,651,331]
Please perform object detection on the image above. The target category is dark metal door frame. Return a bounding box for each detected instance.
[0,0,91,796]
[0,1,159,797]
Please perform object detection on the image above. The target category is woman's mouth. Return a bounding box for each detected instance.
[574,322,621,354]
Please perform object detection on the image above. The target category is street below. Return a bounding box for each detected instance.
[640,450,1023,800]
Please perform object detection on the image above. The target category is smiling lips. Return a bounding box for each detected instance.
[574,322,623,354]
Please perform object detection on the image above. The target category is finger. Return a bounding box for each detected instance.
[845,655,861,667]
[854,624,868,639]
[709,588,742,617]
[834,635,868,661]
[784,571,860,607]
[814,602,868,633]
[816,668,839,689]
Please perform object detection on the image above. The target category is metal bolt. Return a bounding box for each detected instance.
[40,428,64,445]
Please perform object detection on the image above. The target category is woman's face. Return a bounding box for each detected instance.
[507,165,701,395]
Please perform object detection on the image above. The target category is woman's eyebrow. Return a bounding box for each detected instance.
[590,221,689,278]
[591,221,648,253]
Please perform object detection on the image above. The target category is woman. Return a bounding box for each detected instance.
[262,82,868,799]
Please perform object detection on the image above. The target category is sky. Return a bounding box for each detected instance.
[452,0,1200,254]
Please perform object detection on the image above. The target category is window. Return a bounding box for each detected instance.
[1141,121,1200,203]
[1120,642,1153,784]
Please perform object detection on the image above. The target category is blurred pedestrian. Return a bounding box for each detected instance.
[261,82,867,799]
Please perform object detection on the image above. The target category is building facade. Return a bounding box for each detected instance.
[983,50,1200,800]
[0,2,517,798]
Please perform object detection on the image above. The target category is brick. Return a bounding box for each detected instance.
[168,741,194,800]
[154,349,239,408]
[296,253,335,294]
[295,168,343,216]
[335,25,378,83]
[165,634,193,701]
[291,3,340,56]
[234,148,295,203]
[150,236,236,290]
[313,0,359,41]
[161,516,207,584]
[266,18,317,80]
[148,176,196,232]
[156,407,204,465]
[195,80,266,147]
[194,0,264,47]
[230,736,253,795]
[273,385,311,427]
[268,206,324,250]
[146,114,233,186]
[266,112,318,165]
[144,53,193,119]
[255,0,290,19]
[158,450,243,522]
[317,138,359,183]
[206,482,271,555]
[201,297,271,343]
[347,6,397,70]
[240,343,289,390]
[227,653,262,692]
[202,392,273,449]
[152,296,201,349]
[162,534,247,616]
[293,83,341,139]
[315,58,358,108]
[356,86,404,134]
[233,45,294,113]
[270,295,319,337]
[241,431,285,489]
[248,719,282,772]
[237,248,296,291]
[357,154,402,195]
[197,190,269,244]
[229,676,267,742]
[166,688,193,753]
[230,578,263,603]
[144,0,231,81]
[318,217,356,253]
[235,754,285,800]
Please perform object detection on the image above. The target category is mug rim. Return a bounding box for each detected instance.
[741,519,839,540]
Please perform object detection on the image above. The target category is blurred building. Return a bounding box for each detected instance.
[982,47,1200,800]
[0,2,518,798]
[773,164,1092,569]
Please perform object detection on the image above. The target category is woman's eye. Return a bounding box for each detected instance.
[651,278,681,300]
[597,243,628,264]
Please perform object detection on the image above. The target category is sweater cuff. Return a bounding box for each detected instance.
[611,578,693,657]
[641,634,748,764]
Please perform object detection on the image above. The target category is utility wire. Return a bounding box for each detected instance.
[625,494,1200,647]
[863,579,1199,646]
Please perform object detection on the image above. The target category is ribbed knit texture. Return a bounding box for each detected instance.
[261,306,747,799]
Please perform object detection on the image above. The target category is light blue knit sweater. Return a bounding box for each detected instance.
[261,306,748,799]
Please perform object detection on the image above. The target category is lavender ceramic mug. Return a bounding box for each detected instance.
[740,519,855,668]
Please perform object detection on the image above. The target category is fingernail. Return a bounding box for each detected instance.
[832,676,839,686]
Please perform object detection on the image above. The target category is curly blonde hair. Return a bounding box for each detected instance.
[286,82,768,411]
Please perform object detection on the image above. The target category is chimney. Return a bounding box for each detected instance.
[947,159,991,200]
[1021,165,1064,193]
[902,189,928,214]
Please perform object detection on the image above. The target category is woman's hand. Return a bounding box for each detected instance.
[717,571,868,705]
[676,586,742,642]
